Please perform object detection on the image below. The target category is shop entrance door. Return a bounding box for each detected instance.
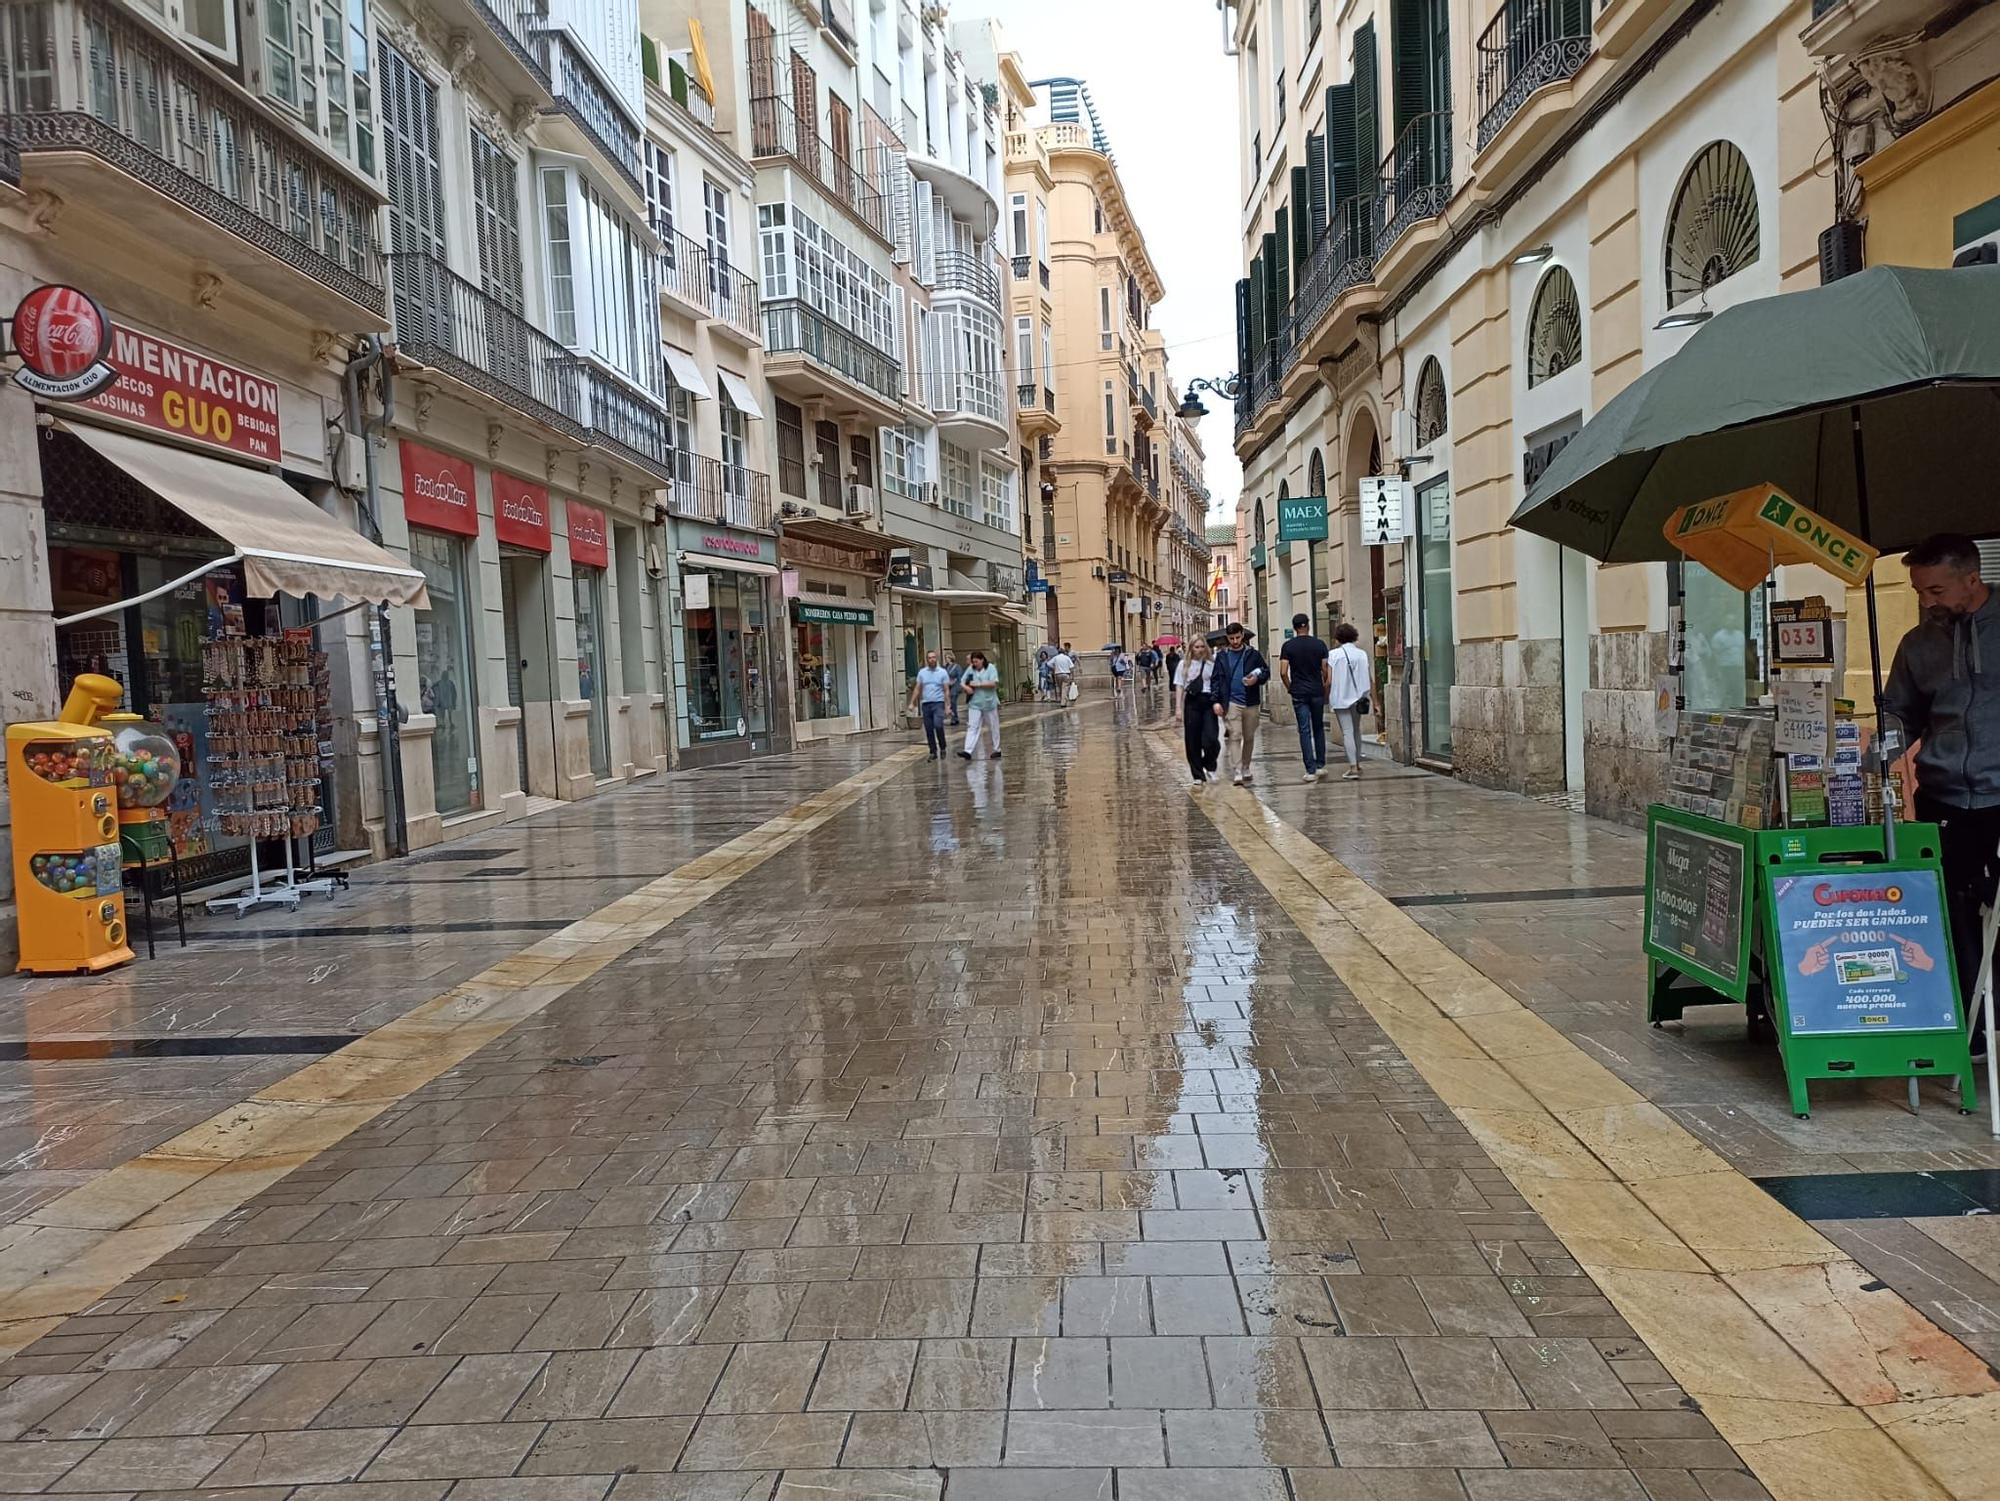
[500,565,528,785]
[573,566,610,780]
[741,578,770,737]
[411,529,482,815]
[1416,474,1454,760]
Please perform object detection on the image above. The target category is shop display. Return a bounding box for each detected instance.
[1663,710,1776,828]
[8,672,132,973]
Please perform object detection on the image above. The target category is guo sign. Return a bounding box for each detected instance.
[10,285,119,400]
[80,326,283,461]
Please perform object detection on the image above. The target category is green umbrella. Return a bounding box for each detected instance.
[1512,264,2000,560]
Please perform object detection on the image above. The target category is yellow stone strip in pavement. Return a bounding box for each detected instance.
[1146,733,2000,1501]
[0,741,936,1355]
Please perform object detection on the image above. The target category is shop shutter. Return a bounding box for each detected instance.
[1304,133,1328,242]
[1290,166,1311,264]
[1235,276,1253,371]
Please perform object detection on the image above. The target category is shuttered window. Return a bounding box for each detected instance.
[1235,276,1253,372]
[1353,22,1379,172]
[470,128,523,312]
[1290,166,1311,265]
[1304,133,1328,243]
[379,43,444,262]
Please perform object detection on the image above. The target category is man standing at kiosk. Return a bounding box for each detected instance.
[1883,533,2000,1047]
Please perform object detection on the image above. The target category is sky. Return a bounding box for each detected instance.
[970,0,1243,526]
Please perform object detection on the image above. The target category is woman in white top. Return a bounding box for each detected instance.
[1174,640,1221,782]
[1328,621,1373,779]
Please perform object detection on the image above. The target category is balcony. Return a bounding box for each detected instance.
[389,252,585,440]
[539,28,643,197]
[934,249,1002,306]
[1015,383,1060,439]
[1476,0,1593,176]
[577,363,673,481]
[925,368,1008,445]
[456,0,553,95]
[1800,0,1940,61]
[669,454,774,532]
[1375,111,1453,267]
[750,96,891,244]
[0,0,386,324]
[658,223,760,340]
[1011,254,1031,280]
[763,299,904,421]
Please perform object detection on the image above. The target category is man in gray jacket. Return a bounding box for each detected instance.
[1883,533,2000,1039]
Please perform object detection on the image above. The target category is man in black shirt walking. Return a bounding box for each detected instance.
[1279,613,1333,782]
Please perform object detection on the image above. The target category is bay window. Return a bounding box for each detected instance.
[540,166,663,393]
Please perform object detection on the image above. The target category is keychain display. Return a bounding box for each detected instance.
[202,629,326,842]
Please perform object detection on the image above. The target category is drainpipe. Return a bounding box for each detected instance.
[342,335,409,859]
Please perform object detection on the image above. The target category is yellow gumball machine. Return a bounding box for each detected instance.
[9,673,133,973]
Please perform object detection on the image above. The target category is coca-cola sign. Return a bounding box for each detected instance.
[493,471,552,552]
[10,284,119,400]
[399,440,479,537]
[566,500,609,569]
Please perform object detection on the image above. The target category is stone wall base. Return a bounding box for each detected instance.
[1582,628,1670,828]
[1450,638,1565,796]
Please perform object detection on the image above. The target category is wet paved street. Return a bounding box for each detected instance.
[2,702,1998,1498]
[0,708,1770,1500]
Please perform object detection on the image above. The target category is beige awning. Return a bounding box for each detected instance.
[992,604,1036,628]
[61,421,428,609]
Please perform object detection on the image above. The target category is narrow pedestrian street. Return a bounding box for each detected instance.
[4,706,1997,1500]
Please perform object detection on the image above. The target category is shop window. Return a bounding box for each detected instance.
[573,566,610,780]
[794,618,850,720]
[683,570,771,743]
[411,529,481,815]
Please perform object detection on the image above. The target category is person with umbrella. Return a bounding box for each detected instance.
[1884,533,2000,1052]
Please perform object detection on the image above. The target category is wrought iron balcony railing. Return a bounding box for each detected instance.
[1476,0,1593,151]
[577,362,672,480]
[1292,194,1377,340]
[764,299,902,404]
[749,95,890,242]
[1376,111,1453,255]
[0,128,18,188]
[389,252,583,439]
[657,221,760,336]
[669,453,774,532]
[935,249,1001,305]
[477,0,552,86]
[542,28,643,194]
[1011,254,1031,280]
[0,0,385,314]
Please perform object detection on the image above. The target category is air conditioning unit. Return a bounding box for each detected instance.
[921,482,941,506]
[846,483,876,516]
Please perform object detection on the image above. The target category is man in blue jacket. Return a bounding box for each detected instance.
[1213,622,1270,785]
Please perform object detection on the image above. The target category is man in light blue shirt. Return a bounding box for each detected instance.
[908,649,952,760]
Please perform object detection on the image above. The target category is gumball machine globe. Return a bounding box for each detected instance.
[104,716,180,810]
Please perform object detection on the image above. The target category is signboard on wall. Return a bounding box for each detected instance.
[1276,494,1328,543]
[399,441,479,536]
[78,324,283,461]
[492,471,552,552]
[566,500,609,568]
[1361,476,1411,545]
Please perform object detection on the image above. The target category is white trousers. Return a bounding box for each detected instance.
[964,705,1001,755]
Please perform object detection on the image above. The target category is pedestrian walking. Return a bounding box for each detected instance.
[1111,645,1134,706]
[1884,532,2000,1051]
[1035,642,1056,701]
[1164,644,1182,692]
[1213,622,1270,785]
[943,651,963,726]
[908,649,951,760]
[1175,639,1220,782]
[958,650,1003,759]
[1051,643,1077,705]
[1329,621,1373,780]
[1279,613,1333,782]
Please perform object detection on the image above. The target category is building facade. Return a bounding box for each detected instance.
[1226,0,1837,821]
[1208,522,1240,633]
[1010,78,1205,673]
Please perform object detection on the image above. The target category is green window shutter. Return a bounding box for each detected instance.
[1249,254,1266,354]
[1324,83,1356,225]
[1353,22,1379,173]
[1261,231,1280,338]
[1270,217,1289,319]
[1556,0,1585,39]
[1392,0,1428,141]
[1305,133,1328,241]
[1290,167,1311,263]
[1235,277,1253,370]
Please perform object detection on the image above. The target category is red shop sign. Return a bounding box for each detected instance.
[399,440,479,537]
[10,284,118,400]
[79,325,282,461]
[566,500,609,568]
[493,470,552,552]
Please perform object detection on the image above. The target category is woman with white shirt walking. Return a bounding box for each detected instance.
[1329,621,1373,780]
[1175,639,1222,783]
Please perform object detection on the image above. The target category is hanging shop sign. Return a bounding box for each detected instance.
[1361,476,1411,545]
[493,471,552,552]
[566,500,609,568]
[399,441,479,536]
[795,601,874,626]
[887,555,934,590]
[82,325,282,460]
[9,284,119,401]
[1664,484,1877,591]
[1277,493,1329,543]
[1767,867,1959,1035]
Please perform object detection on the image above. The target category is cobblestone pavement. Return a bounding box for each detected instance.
[0,706,1781,1500]
[1221,712,2000,1370]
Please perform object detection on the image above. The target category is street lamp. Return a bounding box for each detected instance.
[1176,375,1242,420]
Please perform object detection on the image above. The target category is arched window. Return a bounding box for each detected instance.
[1527,267,1582,386]
[1665,141,1760,310]
[1306,449,1325,496]
[1253,498,1267,546]
[1413,358,1447,446]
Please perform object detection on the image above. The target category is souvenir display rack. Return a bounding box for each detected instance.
[202,624,338,915]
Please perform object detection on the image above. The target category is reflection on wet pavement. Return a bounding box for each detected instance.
[0,710,1774,1498]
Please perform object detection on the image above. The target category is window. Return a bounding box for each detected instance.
[980,463,1014,532]
[543,171,663,388]
[541,168,577,343]
[704,177,732,287]
[776,399,807,497]
[1413,356,1447,445]
[1040,323,1053,394]
[645,141,675,237]
[940,440,975,519]
[1099,286,1113,350]
[849,432,875,489]
[721,402,749,507]
[669,386,695,486]
[1010,193,1028,257]
[1093,196,1105,234]
[263,0,313,118]
[881,425,913,497]
[469,129,522,311]
[1665,141,1760,310]
[1036,198,1049,260]
[757,203,895,353]
[1015,316,1033,384]
[324,0,373,172]
[1103,379,1116,451]
[1526,267,1582,385]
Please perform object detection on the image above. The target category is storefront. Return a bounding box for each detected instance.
[30,317,424,893]
[780,535,888,742]
[491,469,556,800]
[566,500,612,784]
[669,523,783,765]
[399,442,485,817]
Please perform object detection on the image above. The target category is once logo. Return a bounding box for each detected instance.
[11,285,119,400]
